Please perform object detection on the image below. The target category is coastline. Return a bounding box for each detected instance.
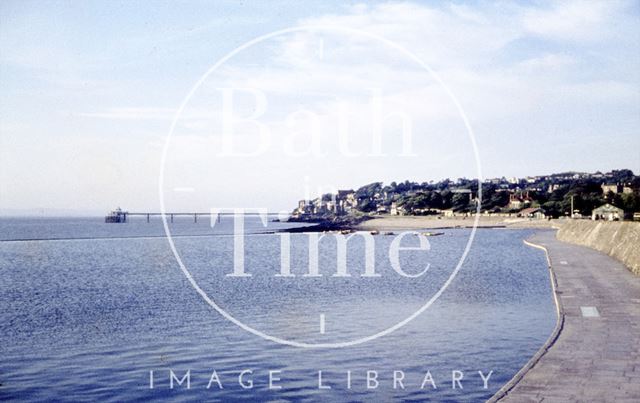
[492,230,640,401]
[356,216,640,275]
[487,233,564,402]
[355,215,560,231]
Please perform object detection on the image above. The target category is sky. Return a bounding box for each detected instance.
[1,0,639,214]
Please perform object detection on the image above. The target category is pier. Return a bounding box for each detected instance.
[104,208,266,223]
[128,212,208,223]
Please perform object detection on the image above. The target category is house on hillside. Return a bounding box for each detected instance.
[336,190,357,214]
[601,183,622,194]
[591,203,624,221]
[508,191,532,210]
[376,205,389,214]
[312,198,329,214]
[451,188,473,202]
[601,183,633,195]
[547,184,560,193]
[296,200,313,215]
[390,202,405,216]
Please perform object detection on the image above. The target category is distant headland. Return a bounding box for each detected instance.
[288,169,640,227]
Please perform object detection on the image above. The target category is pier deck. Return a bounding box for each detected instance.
[104,211,266,223]
[493,230,640,402]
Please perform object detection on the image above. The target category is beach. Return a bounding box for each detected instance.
[358,216,640,275]
[357,215,560,231]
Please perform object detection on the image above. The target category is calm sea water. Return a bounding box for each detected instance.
[0,217,555,402]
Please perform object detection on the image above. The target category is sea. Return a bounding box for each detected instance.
[0,216,556,402]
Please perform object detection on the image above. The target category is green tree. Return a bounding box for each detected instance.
[452,193,471,211]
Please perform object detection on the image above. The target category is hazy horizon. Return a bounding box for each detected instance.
[2,1,639,213]
[0,167,635,216]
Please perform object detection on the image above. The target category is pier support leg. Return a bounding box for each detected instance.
[171,214,174,223]
[147,214,150,223]
[194,214,197,223]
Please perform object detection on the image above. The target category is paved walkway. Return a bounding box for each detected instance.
[495,230,640,402]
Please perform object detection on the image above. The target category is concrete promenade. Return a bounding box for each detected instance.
[492,230,640,402]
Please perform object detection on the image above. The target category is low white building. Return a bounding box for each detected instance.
[518,207,545,219]
[591,203,624,221]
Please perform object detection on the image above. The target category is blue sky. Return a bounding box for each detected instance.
[1,1,639,213]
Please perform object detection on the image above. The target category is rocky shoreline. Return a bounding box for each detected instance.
[284,215,373,232]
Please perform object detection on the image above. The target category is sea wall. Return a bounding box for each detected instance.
[557,220,640,275]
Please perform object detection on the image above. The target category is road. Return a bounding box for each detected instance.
[493,230,640,402]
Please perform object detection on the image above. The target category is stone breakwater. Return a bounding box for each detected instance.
[557,220,640,275]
